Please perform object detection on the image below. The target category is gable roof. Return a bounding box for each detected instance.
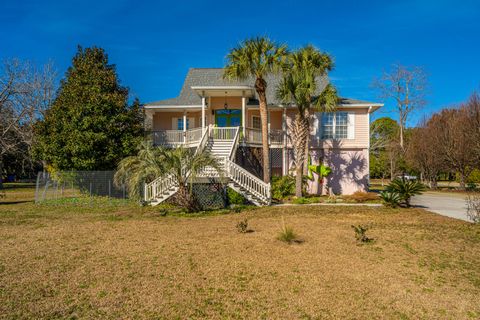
[145,68,381,108]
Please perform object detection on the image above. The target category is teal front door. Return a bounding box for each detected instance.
[215,109,242,127]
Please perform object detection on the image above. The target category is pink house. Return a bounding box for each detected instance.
[143,68,382,205]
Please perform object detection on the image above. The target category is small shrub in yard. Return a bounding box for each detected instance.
[236,218,251,233]
[351,224,373,243]
[325,194,337,203]
[272,175,295,200]
[379,191,401,208]
[227,187,247,205]
[277,217,300,244]
[344,191,379,203]
[385,178,425,207]
[466,193,480,223]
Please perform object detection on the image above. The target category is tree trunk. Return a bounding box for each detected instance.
[295,165,303,198]
[303,109,310,176]
[399,124,404,151]
[459,172,466,191]
[255,79,270,183]
[0,155,3,190]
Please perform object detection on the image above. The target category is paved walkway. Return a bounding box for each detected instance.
[411,192,472,222]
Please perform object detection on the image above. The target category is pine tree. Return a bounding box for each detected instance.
[34,46,143,170]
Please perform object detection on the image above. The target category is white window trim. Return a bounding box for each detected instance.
[251,114,261,129]
[320,112,353,140]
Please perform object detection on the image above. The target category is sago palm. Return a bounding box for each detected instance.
[276,45,338,197]
[224,37,287,183]
[385,178,425,207]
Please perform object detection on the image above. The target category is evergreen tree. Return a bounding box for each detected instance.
[34,46,143,170]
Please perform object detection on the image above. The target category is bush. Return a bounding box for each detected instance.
[385,178,425,207]
[271,175,295,200]
[227,187,247,205]
[292,197,309,204]
[277,217,300,244]
[344,191,379,203]
[379,191,401,208]
[351,224,373,243]
[236,218,250,233]
[466,193,480,223]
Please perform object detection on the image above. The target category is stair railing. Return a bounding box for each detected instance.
[224,158,271,205]
[144,171,178,202]
[228,127,240,160]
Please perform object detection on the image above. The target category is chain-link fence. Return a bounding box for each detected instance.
[35,171,128,204]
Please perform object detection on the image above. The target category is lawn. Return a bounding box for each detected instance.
[1,185,479,319]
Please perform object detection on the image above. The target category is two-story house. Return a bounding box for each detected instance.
[143,68,382,206]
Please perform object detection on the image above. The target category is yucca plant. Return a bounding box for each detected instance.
[385,178,425,207]
[277,217,299,244]
[379,191,401,208]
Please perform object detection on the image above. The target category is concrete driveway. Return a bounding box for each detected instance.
[411,192,472,222]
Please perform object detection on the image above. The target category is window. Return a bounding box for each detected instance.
[175,118,193,130]
[321,112,349,139]
[252,115,261,129]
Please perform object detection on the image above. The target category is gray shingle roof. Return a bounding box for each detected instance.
[145,68,379,107]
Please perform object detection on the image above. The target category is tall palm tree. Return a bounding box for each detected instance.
[114,142,222,211]
[224,37,287,183]
[277,45,338,197]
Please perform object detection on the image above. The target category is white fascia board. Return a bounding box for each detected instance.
[191,85,253,90]
[144,105,203,109]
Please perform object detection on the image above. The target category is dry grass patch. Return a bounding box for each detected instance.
[0,186,479,319]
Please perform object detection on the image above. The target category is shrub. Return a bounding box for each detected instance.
[466,183,478,192]
[236,218,250,233]
[325,194,337,203]
[351,224,373,243]
[344,191,379,203]
[277,217,299,244]
[466,193,480,223]
[379,191,401,208]
[385,178,425,207]
[271,175,295,200]
[292,197,308,204]
[227,187,247,205]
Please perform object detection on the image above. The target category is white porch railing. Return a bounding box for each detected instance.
[225,158,271,205]
[152,130,184,145]
[244,127,284,145]
[152,127,205,146]
[209,127,238,140]
[185,128,203,145]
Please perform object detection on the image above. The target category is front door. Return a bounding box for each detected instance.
[215,109,242,127]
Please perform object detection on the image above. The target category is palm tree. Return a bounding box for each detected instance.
[114,142,223,212]
[277,45,338,197]
[224,37,287,183]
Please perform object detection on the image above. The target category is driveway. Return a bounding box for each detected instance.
[411,192,471,222]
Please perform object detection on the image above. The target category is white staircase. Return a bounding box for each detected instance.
[144,125,271,206]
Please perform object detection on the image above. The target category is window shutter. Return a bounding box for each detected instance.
[172,118,177,130]
[347,112,355,139]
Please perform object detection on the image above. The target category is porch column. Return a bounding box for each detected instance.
[282,107,288,175]
[201,95,206,132]
[241,94,246,138]
[183,111,187,143]
[267,110,271,144]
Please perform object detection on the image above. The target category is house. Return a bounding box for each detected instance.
[143,68,382,206]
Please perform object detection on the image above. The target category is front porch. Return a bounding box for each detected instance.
[145,92,288,148]
[149,126,285,147]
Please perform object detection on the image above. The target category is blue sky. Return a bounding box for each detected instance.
[1,0,479,125]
